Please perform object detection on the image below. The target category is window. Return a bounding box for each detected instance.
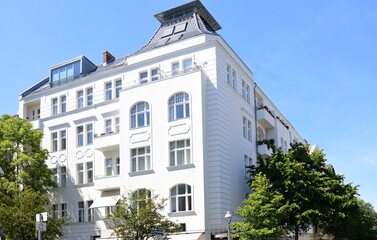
[52,98,58,115]
[87,124,93,145]
[242,80,246,99]
[169,139,191,166]
[86,162,93,183]
[246,120,251,141]
[105,158,113,176]
[105,119,112,134]
[140,72,148,84]
[87,200,94,222]
[115,80,122,98]
[77,124,93,147]
[51,61,80,87]
[131,146,151,172]
[52,132,58,152]
[87,87,93,106]
[61,167,67,187]
[77,126,84,147]
[244,155,253,177]
[183,59,192,72]
[169,92,190,121]
[151,68,159,81]
[172,62,180,76]
[132,188,152,208]
[232,69,236,89]
[246,84,250,103]
[170,184,192,212]
[115,157,120,175]
[226,64,231,85]
[60,130,66,150]
[78,201,85,222]
[77,163,84,184]
[105,82,112,101]
[115,117,120,132]
[52,168,58,185]
[130,102,150,128]
[243,117,247,139]
[61,95,67,113]
[61,203,67,218]
[77,90,84,108]
[52,204,59,218]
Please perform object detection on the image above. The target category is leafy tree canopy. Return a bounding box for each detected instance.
[0,114,64,239]
[110,192,181,240]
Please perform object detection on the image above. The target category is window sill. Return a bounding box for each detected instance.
[168,211,196,217]
[128,169,154,177]
[75,182,94,188]
[167,163,195,171]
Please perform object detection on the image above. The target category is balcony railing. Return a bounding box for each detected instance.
[94,131,120,151]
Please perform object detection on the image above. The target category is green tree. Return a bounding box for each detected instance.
[245,143,359,240]
[0,114,65,239]
[110,192,181,240]
[232,173,288,240]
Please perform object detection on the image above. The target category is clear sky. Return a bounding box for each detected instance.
[0,0,376,208]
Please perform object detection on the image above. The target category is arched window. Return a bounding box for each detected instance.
[169,93,190,121]
[132,188,152,209]
[131,102,150,128]
[170,184,192,212]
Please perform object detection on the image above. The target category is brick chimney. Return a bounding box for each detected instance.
[103,51,115,66]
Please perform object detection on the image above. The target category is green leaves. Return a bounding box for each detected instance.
[109,192,181,240]
[0,114,64,239]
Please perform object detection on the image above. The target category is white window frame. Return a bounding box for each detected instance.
[87,87,93,106]
[243,117,247,139]
[105,158,113,176]
[115,79,122,98]
[226,64,231,85]
[172,62,180,76]
[77,90,84,108]
[244,154,253,177]
[232,69,236,89]
[60,166,67,187]
[183,58,193,72]
[61,203,67,218]
[140,71,148,84]
[78,201,85,223]
[60,130,67,150]
[151,68,159,81]
[131,146,151,172]
[87,200,94,222]
[169,139,191,166]
[52,204,59,218]
[130,102,150,129]
[169,92,190,121]
[115,157,120,175]
[77,123,93,147]
[242,80,246,99]
[248,120,252,141]
[170,184,192,212]
[77,163,84,184]
[52,98,58,116]
[246,84,250,103]
[60,95,67,113]
[86,162,93,183]
[105,119,112,134]
[52,168,58,185]
[105,82,112,101]
[51,132,58,152]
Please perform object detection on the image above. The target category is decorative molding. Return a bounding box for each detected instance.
[130,131,150,143]
[168,123,190,136]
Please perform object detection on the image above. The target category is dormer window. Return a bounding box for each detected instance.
[51,61,80,87]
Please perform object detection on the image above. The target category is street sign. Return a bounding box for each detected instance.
[36,212,48,222]
[152,229,164,236]
[35,222,47,232]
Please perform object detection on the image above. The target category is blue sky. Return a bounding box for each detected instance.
[0,0,376,208]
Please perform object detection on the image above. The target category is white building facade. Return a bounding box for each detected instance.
[18,1,305,239]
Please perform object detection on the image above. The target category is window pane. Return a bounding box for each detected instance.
[132,158,136,172]
[171,197,177,212]
[138,156,145,171]
[177,140,185,148]
[137,113,144,127]
[185,103,190,117]
[188,196,192,210]
[170,151,175,166]
[177,150,184,165]
[178,184,185,194]
[176,104,184,119]
[178,196,186,211]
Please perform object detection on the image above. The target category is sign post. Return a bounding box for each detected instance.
[36,212,47,240]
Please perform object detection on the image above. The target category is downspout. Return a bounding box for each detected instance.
[253,83,258,158]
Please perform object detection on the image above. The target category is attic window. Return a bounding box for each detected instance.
[174,22,187,34]
[162,27,174,38]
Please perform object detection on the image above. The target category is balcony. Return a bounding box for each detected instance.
[257,144,273,157]
[94,131,120,151]
[256,107,275,129]
[94,175,120,191]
